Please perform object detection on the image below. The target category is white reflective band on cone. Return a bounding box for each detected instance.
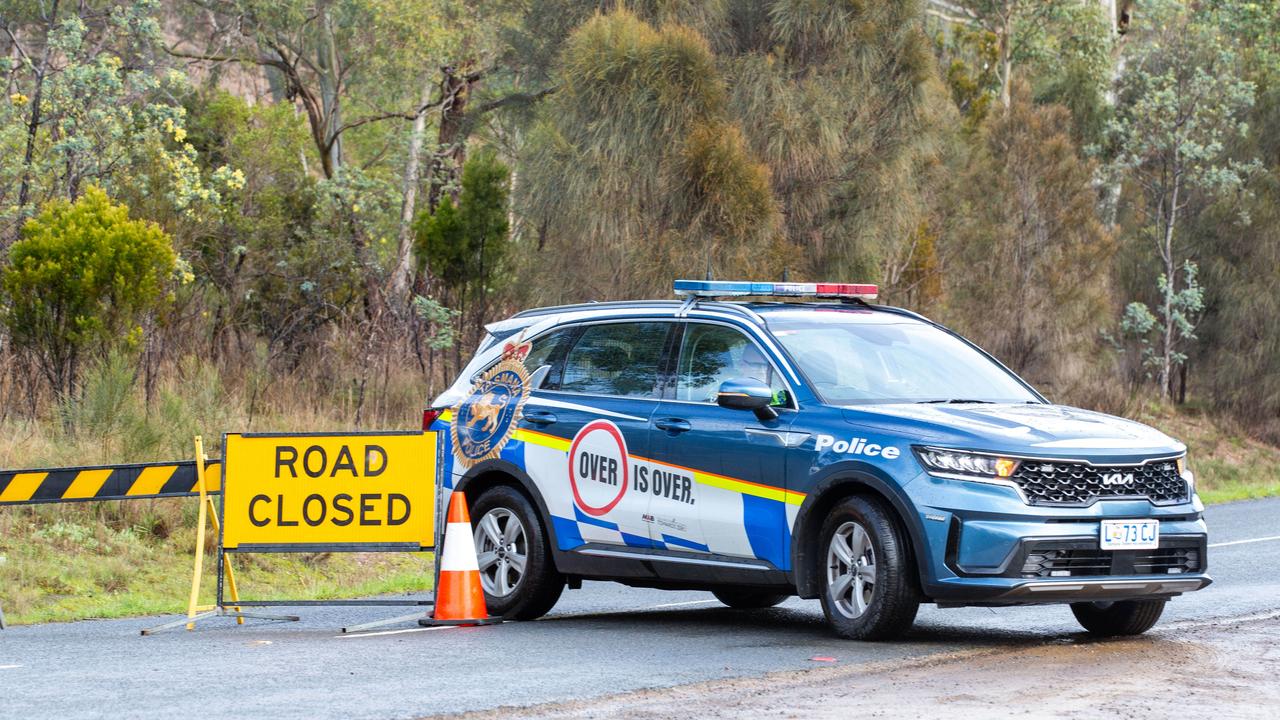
[439,522,481,571]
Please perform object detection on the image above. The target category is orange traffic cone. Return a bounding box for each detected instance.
[419,491,500,626]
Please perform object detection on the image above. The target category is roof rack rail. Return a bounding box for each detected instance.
[510,299,682,319]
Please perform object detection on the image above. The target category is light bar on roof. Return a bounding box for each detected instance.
[673,280,878,300]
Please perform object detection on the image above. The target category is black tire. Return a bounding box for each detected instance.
[1070,599,1166,636]
[712,588,791,609]
[817,495,920,641]
[469,485,565,620]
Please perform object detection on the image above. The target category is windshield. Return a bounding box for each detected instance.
[765,310,1040,405]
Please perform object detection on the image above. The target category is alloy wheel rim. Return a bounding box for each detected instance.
[474,508,528,597]
[826,520,877,619]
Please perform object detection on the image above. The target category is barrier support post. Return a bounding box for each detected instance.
[142,436,298,635]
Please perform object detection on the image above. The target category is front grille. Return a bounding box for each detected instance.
[1019,538,1204,579]
[1008,458,1188,506]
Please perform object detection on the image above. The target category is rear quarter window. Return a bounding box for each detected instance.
[558,322,669,398]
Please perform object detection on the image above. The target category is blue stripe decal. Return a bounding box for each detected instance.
[433,419,455,489]
[621,532,665,550]
[741,494,789,570]
[574,505,619,530]
[551,514,584,550]
[661,534,710,552]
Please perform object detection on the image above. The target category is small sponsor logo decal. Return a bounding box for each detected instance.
[814,434,901,460]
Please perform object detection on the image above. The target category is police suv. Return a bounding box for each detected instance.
[425,281,1210,640]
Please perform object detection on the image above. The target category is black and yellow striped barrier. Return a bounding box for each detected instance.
[0,459,222,506]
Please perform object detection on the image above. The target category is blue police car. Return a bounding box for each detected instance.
[425,280,1210,640]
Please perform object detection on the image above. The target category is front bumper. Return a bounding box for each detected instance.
[904,470,1212,605]
[996,576,1211,602]
[930,574,1212,606]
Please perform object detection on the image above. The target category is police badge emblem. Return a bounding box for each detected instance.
[451,337,532,468]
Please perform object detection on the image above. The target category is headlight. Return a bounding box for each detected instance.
[1177,455,1195,489]
[915,448,1019,478]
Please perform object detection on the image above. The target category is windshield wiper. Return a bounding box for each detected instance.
[916,399,996,404]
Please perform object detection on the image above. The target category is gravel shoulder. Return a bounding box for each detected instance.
[452,612,1280,720]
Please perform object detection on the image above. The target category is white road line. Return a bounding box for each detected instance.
[336,625,458,639]
[0,665,22,670]
[645,599,721,610]
[1209,535,1280,548]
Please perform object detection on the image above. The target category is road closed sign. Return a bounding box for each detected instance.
[221,431,438,551]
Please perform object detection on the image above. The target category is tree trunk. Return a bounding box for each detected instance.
[12,0,61,247]
[319,9,344,176]
[1159,182,1179,399]
[390,78,435,305]
[1177,361,1187,405]
[427,66,476,211]
[999,10,1013,109]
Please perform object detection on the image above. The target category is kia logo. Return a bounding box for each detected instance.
[1102,472,1135,486]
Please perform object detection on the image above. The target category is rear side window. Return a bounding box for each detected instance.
[523,327,575,389]
[558,322,669,398]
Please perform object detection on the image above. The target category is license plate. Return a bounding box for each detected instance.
[1100,519,1160,550]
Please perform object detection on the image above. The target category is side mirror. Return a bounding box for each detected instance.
[716,378,779,421]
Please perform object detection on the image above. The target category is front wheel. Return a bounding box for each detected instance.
[1070,600,1166,636]
[817,495,920,641]
[470,486,565,620]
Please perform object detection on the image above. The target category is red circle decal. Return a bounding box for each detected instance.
[568,420,629,517]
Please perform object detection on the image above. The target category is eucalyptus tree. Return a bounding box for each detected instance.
[512,1,935,299]
[516,7,777,302]
[0,0,220,245]
[1105,3,1260,399]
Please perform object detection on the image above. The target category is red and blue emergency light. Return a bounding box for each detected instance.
[673,280,878,301]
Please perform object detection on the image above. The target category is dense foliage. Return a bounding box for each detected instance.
[1,0,1277,440]
[2,187,176,397]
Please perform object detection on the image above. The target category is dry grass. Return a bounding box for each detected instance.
[1136,404,1280,505]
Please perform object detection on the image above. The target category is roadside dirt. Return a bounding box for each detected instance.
[449,614,1280,719]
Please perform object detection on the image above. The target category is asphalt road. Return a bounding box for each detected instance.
[2,497,1279,720]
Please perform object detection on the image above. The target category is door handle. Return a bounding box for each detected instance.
[522,409,558,425]
[654,417,692,433]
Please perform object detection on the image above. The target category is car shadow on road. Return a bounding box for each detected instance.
[535,604,1084,651]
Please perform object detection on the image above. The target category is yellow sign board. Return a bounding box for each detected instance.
[221,432,437,550]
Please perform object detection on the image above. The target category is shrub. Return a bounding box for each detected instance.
[2,187,177,397]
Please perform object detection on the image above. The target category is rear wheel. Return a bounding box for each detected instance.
[818,495,920,641]
[1070,599,1166,636]
[470,486,565,620]
[712,588,790,609]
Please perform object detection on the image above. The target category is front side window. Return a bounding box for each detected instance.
[675,323,788,405]
[559,322,669,398]
[764,310,1039,405]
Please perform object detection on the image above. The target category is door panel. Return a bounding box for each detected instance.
[520,321,671,551]
[647,322,794,565]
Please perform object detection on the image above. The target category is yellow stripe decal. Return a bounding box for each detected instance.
[511,425,805,506]
[692,470,791,504]
[127,466,176,496]
[0,472,48,502]
[514,427,571,452]
[64,468,113,499]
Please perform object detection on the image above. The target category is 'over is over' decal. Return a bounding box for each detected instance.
[568,420,629,516]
